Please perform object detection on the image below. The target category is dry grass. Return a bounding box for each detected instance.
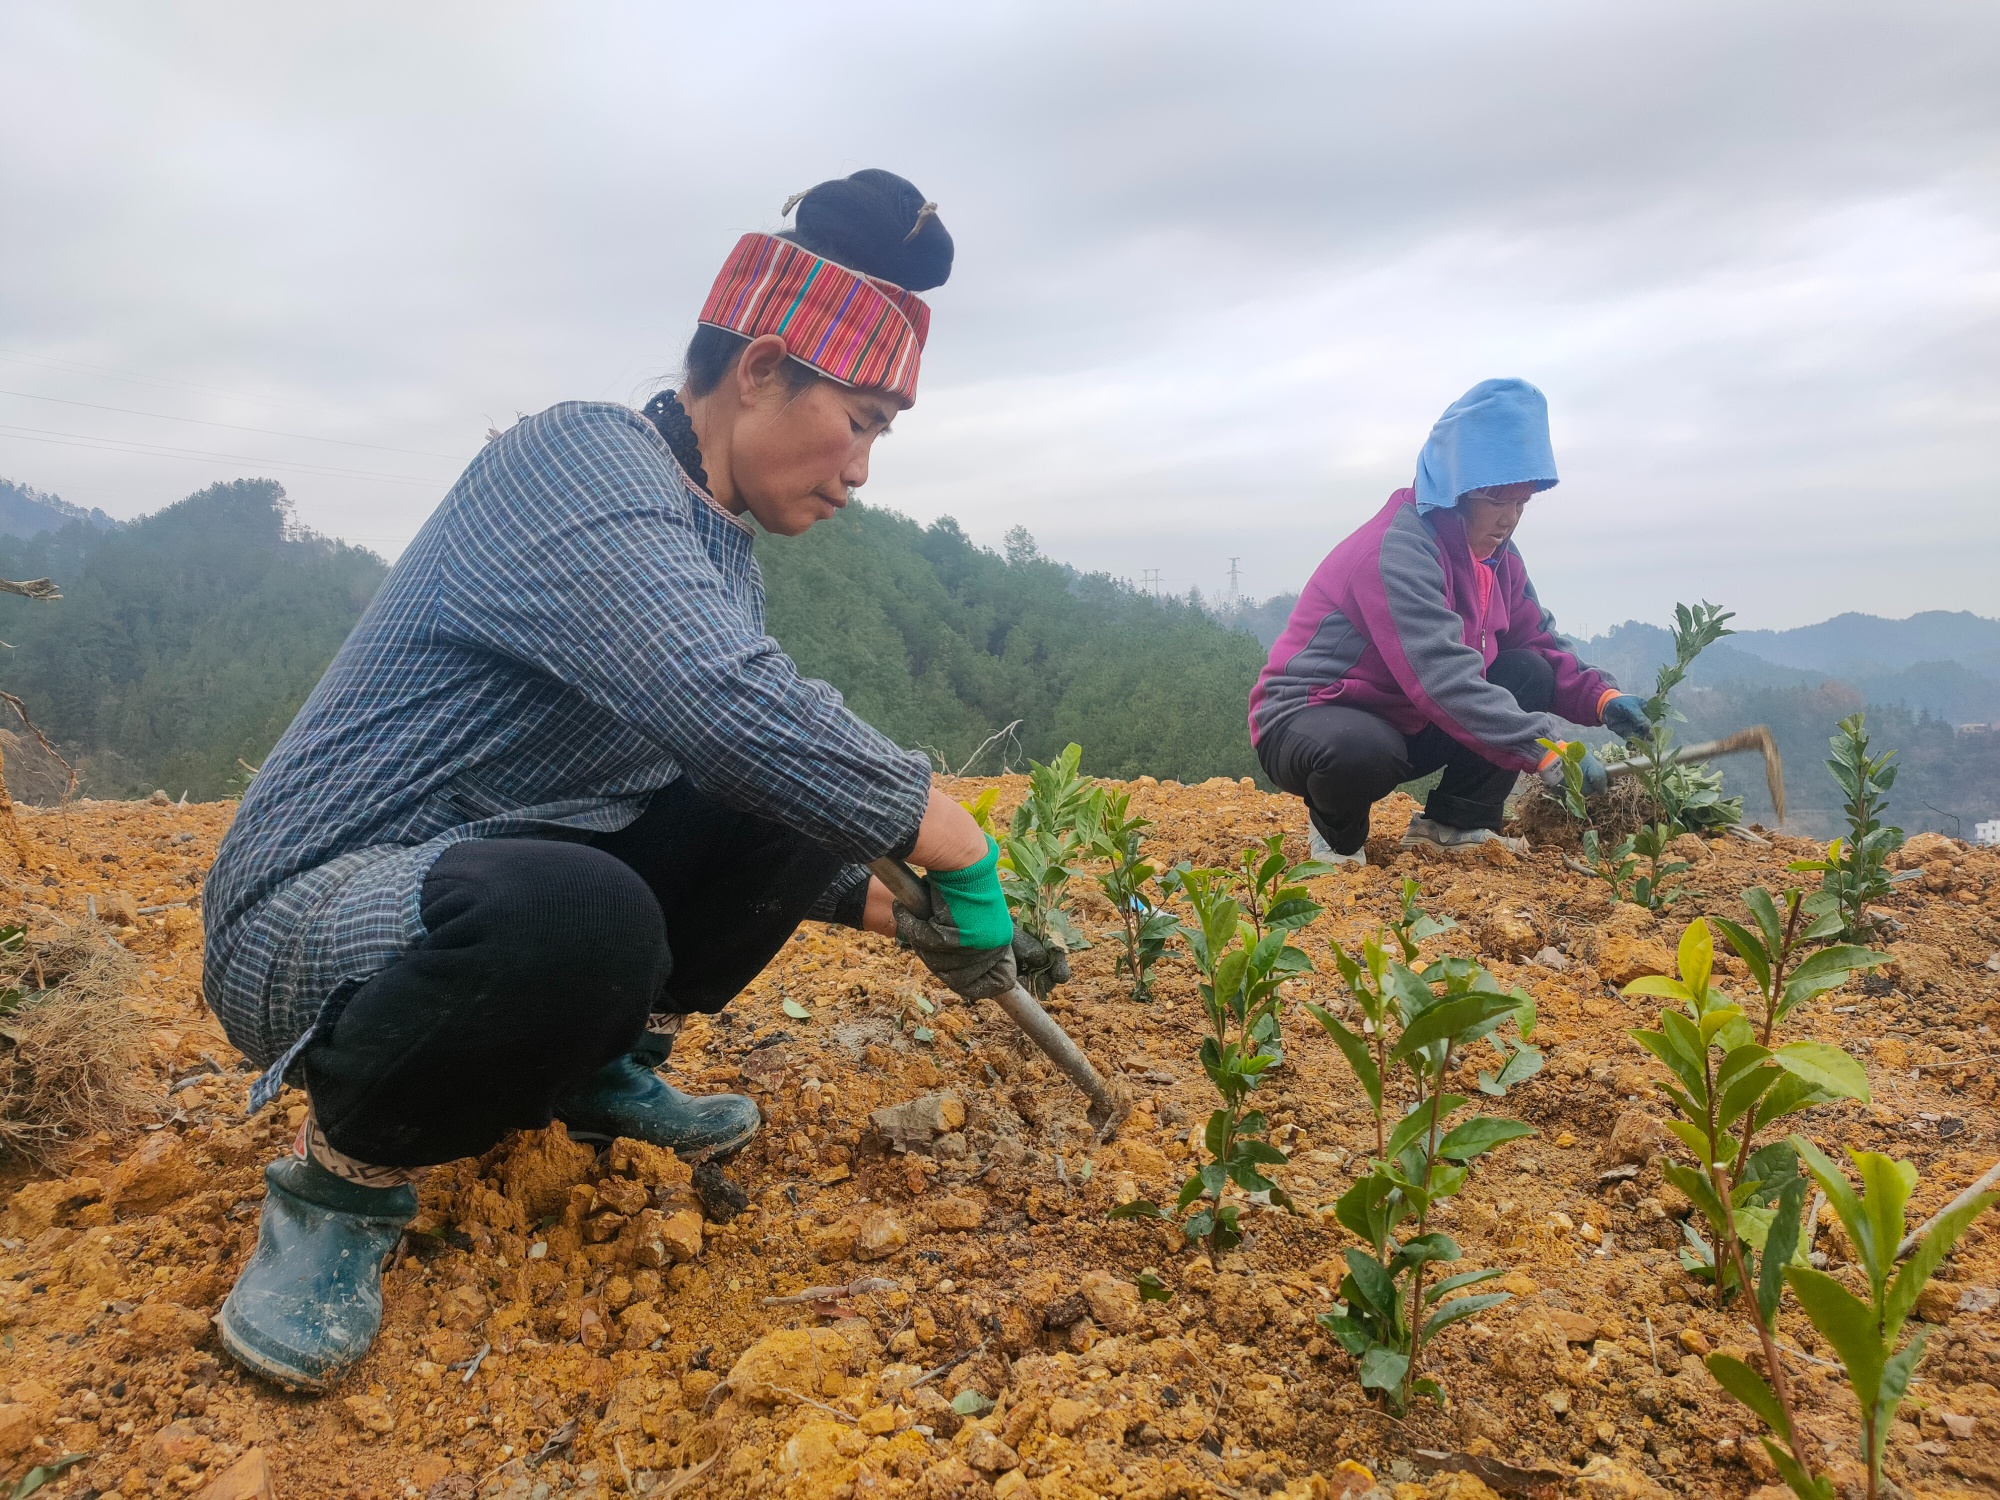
[0,927,150,1164]
[1507,775,1657,851]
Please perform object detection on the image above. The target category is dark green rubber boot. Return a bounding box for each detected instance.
[554,1052,760,1159]
[217,1154,417,1392]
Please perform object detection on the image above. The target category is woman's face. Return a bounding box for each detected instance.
[721,336,905,537]
[1459,482,1538,556]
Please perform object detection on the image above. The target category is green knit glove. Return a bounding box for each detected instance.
[894,838,1018,1000]
[923,838,1013,948]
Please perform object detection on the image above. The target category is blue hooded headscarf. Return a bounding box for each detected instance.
[1413,377,1559,513]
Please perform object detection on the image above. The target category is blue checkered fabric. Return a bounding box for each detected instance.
[204,401,932,1108]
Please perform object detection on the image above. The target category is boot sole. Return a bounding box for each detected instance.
[559,1115,759,1163]
[215,1305,347,1393]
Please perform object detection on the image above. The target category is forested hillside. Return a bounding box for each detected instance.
[0,480,386,800]
[756,507,1264,783]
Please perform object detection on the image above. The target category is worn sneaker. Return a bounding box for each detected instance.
[1400,813,1527,855]
[1308,826,1367,866]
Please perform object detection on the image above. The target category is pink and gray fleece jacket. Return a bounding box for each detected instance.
[1249,489,1619,773]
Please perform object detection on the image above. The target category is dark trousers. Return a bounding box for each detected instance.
[1256,649,1554,855]
[300,779,847,1167]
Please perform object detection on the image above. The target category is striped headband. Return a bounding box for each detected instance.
[698,233,931,403]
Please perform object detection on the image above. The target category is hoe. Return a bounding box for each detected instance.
[1602,723,1788,824]
[870,855,1133,1141]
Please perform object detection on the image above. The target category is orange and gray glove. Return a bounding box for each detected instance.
[1600,692,1649,742]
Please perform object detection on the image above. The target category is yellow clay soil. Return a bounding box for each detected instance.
[0,783,1995,1500]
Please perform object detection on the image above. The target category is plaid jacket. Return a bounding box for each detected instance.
[204,401,932,1106]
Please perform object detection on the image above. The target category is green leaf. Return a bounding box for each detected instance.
[1343,1248,1400,1323]
[1712,915,1771,996]
[1318,1311,1376,1357]
[782,999,812,1020]
[1134,1271,1173,1304]
[1390,992,1519,1059]
[1740,886,1784,951]
[1386,1096,1469,1161]
[1790,1135,1865,1261]
[1424,1292,1509,1338]
[1766,1438,1835,1500]
[1357,1344,1410,1393]
[1395,1232,1461,1268]
[1718,1064,1782,1137]
[1759,1177,1808,1328]
[1781,946,1890,1009]
[1662,1160,1727,1226]
[1107,1199,1168,1221]
[1873,1330,1926,1459]
[1435,1116,1535,1162]
[1785,1265,1884,1404]
[1853,1151,1918,1294]
[1663,1117,1716,1167]
[1307,1005,1382,1114]
[1677,918,1713,999]
[1622,975,1694,1002]
[952,1388,996,1417]
[1426,1266,1507,1303]
[1706,1354,1793,1443]
[1885,1192,2000,1339]
[1773,1043,1869,1104]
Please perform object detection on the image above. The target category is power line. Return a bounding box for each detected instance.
[0,424,451,488]
[0,388,465,460]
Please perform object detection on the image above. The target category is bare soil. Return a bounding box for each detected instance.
[0,782,1996,1500]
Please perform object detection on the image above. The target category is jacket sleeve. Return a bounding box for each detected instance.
[1497,558,1618,726]
[1353,514,1563,772]
[432,405,932,862]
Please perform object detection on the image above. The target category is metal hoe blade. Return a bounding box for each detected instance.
[869,856,1133,1141]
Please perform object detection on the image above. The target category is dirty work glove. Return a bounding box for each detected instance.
[1538,744,1609,797]
[1011,927,1070,994]
[893,837,1019,1001]
[1600,693,1649,742]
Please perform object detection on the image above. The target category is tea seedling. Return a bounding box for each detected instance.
[1110,837,1326,1264]
[1088,789,1181,1002]
[1309,880,1538,1409]
[1787,712,1904,942]
[1711,1139,1996,1500]
[1623,915,1882,1482]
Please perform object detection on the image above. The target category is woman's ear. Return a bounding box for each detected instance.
[734,334,793,404]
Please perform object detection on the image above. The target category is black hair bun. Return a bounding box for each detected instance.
[785,169,953,292]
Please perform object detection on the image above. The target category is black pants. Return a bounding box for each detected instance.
[1255,649,1554,855]
[300,779,848,1167]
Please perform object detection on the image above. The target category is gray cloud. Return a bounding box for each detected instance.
[1,1,1994,629]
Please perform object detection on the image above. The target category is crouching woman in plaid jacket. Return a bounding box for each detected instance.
[202,171,1013,1390]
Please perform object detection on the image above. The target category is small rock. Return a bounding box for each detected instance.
[124,1301,210,1354]
[993,1471,1034,1500]
[1914,1281,1958,1324]
[1941,1412,1976,1439]
[950,1389,994,1418]
[852,1209,908,1262]
[106,1131,201,1216]
[693,1160,749,1223]
[1478,909,1542,959]
[859,1404,897,1435]
[868,1093,966,1151]
[930,1195,984,1231]
[149,788,172,805]
[1047,1397,1092,1435]
[963,1427,1021,1473]
[1593,934,1676,988]
[1549,1310,1601,1344]
[498,1123,598,1223]
[727,1328,852,1405]
[1081,1269,1140,1334]
[93,889,139,927]
[1602,1109,1671,1167]
[1956,1285,1998,1314]
[193,1449,276,1500]
[1530,946,1570,972]
[342,1392,395,1434]
[594,1176,649,1216]
[1677,1327,1711,1356]
[0,1402,36,1461]
[1544,1388,1571,1416]
[657,1209,705,1265]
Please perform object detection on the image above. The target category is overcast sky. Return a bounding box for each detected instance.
[2,2,1995,633]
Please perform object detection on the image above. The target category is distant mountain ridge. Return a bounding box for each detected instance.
[0,477,119,540]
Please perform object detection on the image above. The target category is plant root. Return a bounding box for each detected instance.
[1506,777,1654,851]
[0,927,150,1164]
